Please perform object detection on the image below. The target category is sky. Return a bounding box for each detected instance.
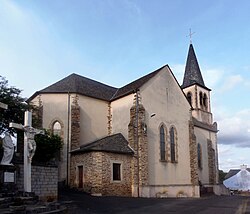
[1,0,250,172]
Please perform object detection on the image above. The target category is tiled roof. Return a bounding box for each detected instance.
[28,65,167,102]
[110,65,166,101]
[192,117,218,132]
[71,133,134,155]
[182,44,210,90]
[28,73,118,102]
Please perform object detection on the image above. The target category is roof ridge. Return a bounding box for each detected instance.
[111,65,168,101]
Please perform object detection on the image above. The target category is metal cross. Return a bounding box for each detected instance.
[187,28,195,44]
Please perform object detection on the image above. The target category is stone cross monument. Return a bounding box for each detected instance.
[10,111,44,192]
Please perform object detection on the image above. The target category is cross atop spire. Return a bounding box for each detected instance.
[187,28,195,44]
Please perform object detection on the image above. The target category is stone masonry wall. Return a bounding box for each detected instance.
[71,99,80,150]
[189,121,199,185]
[128,99,149,192]
[70,152,132,196]
[16,164,58,201]
[207,140,216,184]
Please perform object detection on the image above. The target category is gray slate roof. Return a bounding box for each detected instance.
[28,73,118,102]
[28,65,167,102]
[71,133,134,155]
[182,44,210,90]
[111,65,165,100]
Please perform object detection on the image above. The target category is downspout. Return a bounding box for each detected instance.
[66,92,70,186]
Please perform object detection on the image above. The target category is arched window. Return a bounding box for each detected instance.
[199,92,203,107]
[187,92,192,106]
[203,93,207,110]
[197,143,202,169]
[170,127,176,162]
[160,125,166,161]
[53,121,62,136]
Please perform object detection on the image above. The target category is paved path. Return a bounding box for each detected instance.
[59,189,250,214]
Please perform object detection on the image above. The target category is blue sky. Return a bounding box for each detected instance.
[1,0,250,172]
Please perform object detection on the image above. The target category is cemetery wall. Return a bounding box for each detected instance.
[16,164,58,201]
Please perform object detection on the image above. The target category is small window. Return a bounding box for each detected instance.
[197,143,202,169]
[203,93,207,109]
[113,163,121,181]
[160,125,166,161]
[53,121,61,136]
[187,92,192,106]
[170,127,176,162]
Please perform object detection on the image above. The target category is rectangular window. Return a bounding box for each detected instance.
[113,163,121,181]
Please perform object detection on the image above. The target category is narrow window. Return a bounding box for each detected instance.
[199,92,203,107]
[160,125,166,161]
[170,127,176,162]
[113,163,121,181]
[187,92,192,106]
[203,93,207,109]
[53,121,61,136]
[197,143,202,169]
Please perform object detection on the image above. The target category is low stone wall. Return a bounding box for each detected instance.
[16,164,58,201]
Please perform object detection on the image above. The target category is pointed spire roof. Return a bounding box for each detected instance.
[182,44,209,90]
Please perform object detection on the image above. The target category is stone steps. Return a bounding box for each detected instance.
[0,192,69,214]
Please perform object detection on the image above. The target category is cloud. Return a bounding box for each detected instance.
[219,75,244,92]
[217,109,250,148]
[218,144,250,171]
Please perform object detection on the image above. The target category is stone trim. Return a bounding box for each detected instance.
[189,120,198,185]
[71,96,80,151]
[207,140,216,184]
[107,102,112,135]
[128,96,149,190]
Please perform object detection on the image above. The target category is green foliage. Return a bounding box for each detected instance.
[219,169,227,183]
[0,76,29,133]
[0,76,62,164]
[34,130,63,164]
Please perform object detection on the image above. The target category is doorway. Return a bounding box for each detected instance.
[78,165,83,188]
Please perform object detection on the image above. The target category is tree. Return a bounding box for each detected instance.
[219,170,227,183]
[34,130,63,164]
[0,76,62,164]
[0,76,29,133]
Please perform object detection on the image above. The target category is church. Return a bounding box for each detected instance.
[28,43,219,198]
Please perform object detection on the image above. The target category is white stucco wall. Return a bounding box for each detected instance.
[111,94,134,140]
[140,67,192,186]
[30,93,109,181]
[77,95,109,145]
[194,126,218,185]
[30,93,70,182]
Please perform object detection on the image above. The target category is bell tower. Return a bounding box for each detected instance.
[182,44,213,125]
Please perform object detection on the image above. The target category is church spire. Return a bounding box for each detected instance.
[182,44,206,89]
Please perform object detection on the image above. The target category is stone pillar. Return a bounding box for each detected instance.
[128,95,148,196]
[189,120,198,185]
[207,140,216,184]
[70,96,80,151]
[107,103,112,135]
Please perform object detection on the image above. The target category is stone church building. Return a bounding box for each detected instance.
[28,44,219,197]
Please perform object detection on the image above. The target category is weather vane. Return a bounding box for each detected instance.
[187,28,195,44]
